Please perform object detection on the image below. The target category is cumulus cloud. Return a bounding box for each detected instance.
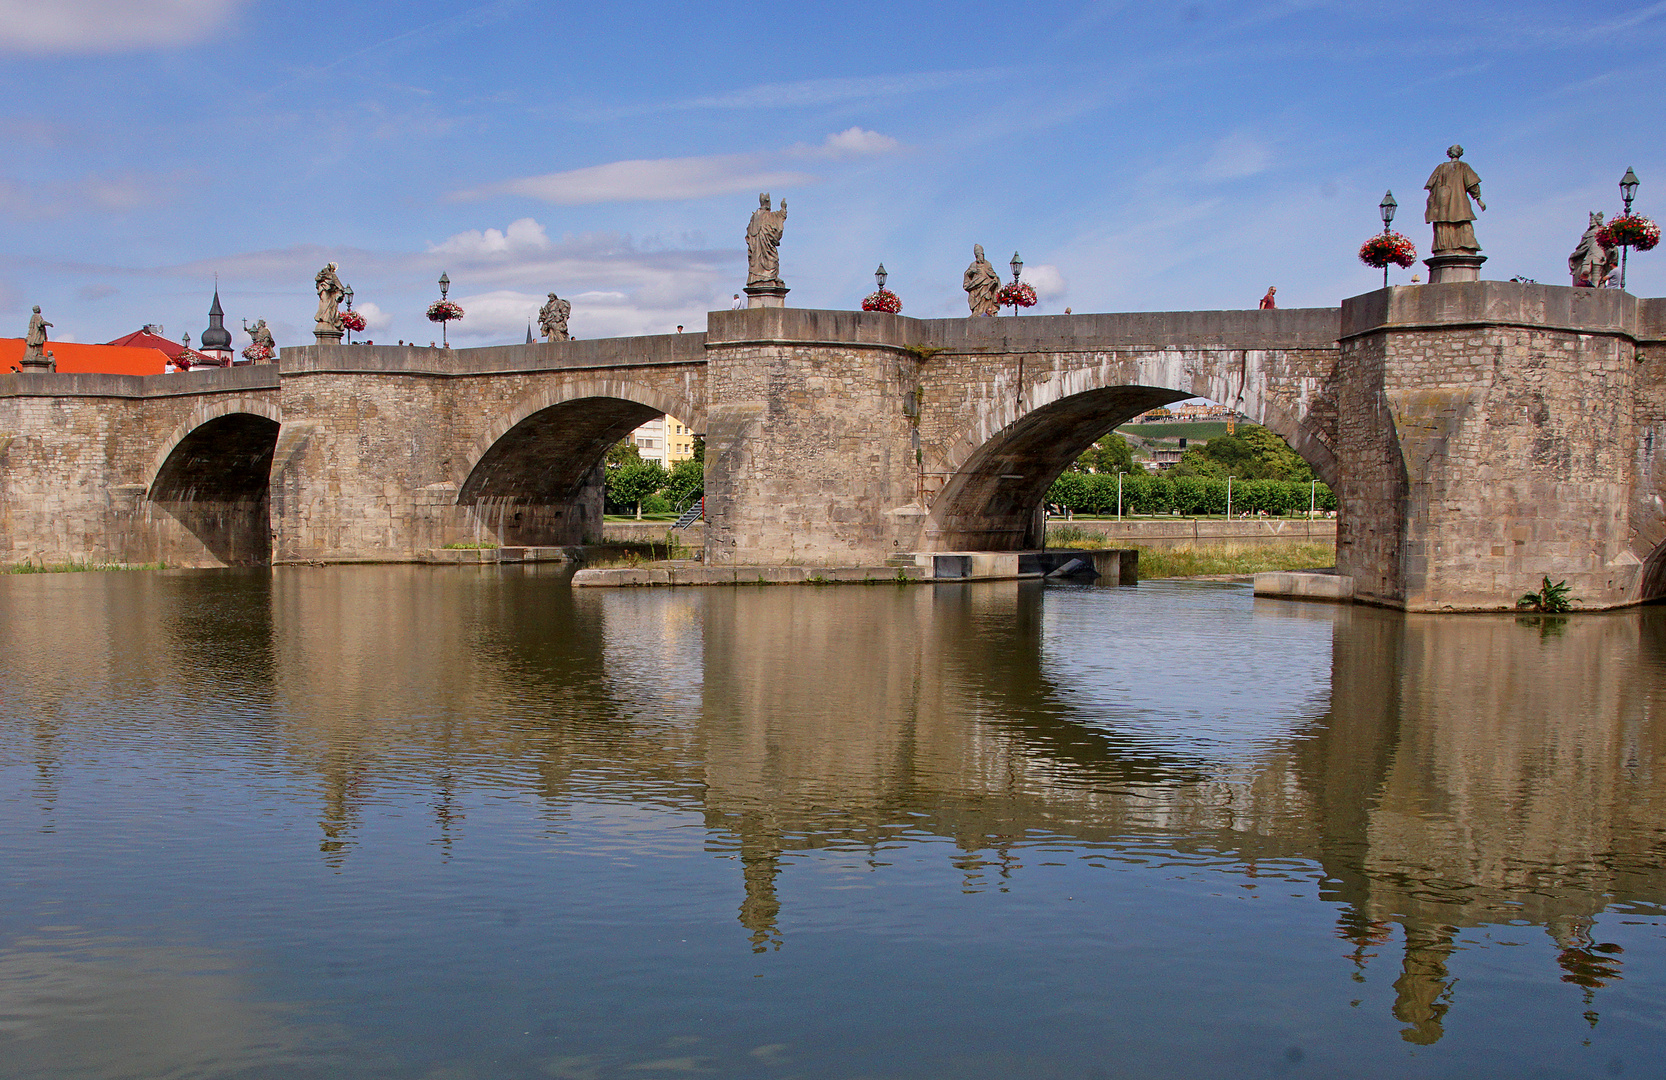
[453,130,901,205]
[1021,264,1068,301]
[353,301,392,331]
[0,0,243,53]
[428,218,551,257]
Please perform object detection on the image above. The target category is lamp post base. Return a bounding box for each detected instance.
[1424,252,1486,284]
[744,283,789,309]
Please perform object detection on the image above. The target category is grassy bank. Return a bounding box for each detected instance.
[1046,529,1335,579]
[5,561,166,574]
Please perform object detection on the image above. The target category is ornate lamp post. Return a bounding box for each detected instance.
[1620,168,1639,291]
[1009,252,1023,316]
[1378,191,1398,288]
[438,272,451,347]
[343,285,355,345]
[874,263,887,291]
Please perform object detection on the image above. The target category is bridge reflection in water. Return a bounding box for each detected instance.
[3,568,1663,1063]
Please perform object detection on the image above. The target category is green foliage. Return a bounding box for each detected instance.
[1167,428,1315,482]
[665,457,704,508]
[1046,471,1335,517]
[1067,433,1135,475]
[691,435,705,463]
[642,493,671,515]
[1517,576,1577,613]
[606,459,669,516]
[606,439,642,467]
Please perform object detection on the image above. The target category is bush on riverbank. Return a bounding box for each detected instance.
[1047,472,1335,517]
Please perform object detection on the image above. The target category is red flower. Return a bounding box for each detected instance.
[1359,232,1418,269]
[240,343,272,363]
[1597,215,1660,252]
[862,289,902,313]
[340,310,367,332]
[997,282,1037,309]
[426,299,465,323]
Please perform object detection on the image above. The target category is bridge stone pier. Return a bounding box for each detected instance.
[1,281,1663,610]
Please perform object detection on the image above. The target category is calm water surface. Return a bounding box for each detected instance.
[3,567,1665,1079]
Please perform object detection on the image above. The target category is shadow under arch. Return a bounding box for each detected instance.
[459,384,703,546]
[1641,539,1666,603]
[147,410,282,564]
[927,373,1339,551]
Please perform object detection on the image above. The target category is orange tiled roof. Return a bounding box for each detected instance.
[106,328,189,359]
[1,338,169,376]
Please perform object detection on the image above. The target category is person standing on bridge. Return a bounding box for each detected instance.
[1259,287,1277,309]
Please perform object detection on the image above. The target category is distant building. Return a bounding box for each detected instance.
[1130,403,1241,424]
[630,415,698,468]
[197,290,234,366]
[2,339,170,375]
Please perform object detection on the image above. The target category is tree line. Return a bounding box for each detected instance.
[1050,425,1334,515]
[605,440,704,517]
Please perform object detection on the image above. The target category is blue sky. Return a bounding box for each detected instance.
[3,0,1663,349]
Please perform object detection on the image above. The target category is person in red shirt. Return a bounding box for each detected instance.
[1259,287,1277,309]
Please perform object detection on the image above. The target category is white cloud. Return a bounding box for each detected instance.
[806,127,901,159]
[1021,264,1068,301]
[429,218,551,257]
[353,301,392,331]
[1203,131,1273,180]
[452,130,901,205]
[0,170,181,219]
[0,0,242,53]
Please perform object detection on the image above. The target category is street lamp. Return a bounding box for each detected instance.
[1620,168,1640,291]
[343,285,355,345]
[438,272,450,300]
[1310,478,1319,518]
[1117,470,1126,522]
[437,272,451,346]
[1226,475,1235,520]
[1010,251,1023,284]
[874,263,888,291]
[1378,190,1398,288]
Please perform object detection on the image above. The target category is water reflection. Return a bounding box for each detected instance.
[2,567,1664,1072]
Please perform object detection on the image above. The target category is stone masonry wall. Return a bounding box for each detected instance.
[1338,283,1643,610]
[0,367,278,567]
[273,342,705,562]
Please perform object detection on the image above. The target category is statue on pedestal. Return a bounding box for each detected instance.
[1569,212,1618,288]
[537,292,571,341]
[1425,145,1486,254]
[745,193,787,287]
[963,245,1001,316]
[22,306,53,369]
[314,263,346,335]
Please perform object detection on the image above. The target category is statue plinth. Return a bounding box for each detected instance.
[744,283,789,309]
[314,328,344,345]
[1424,252,1486,284]
[19,353,52,371]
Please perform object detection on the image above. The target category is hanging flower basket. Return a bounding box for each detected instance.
[340,309,366,333]
[427,299,464,323]
[1359,232,1418,269]
[241,343,272,363]
[1597,214,1660,252]
[862,288,902,314]
[997,282,1038,310]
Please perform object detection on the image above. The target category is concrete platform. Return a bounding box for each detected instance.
[1253,570,1355,602]
[417,546,581,564]
[571,549,1138,588]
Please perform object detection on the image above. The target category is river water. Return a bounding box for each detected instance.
[2,567,1663,1079]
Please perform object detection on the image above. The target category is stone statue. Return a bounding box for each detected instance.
[248,318,276,352]
[745,192,787,287]
[963,244,1001,316]
[1569,212,1618,288]
[1424,145,1486,254]
[537,292,571,341]
[314,263,346,332]
[23,305,52,367]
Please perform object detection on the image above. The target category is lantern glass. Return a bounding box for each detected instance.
[1010,252,1023,283]
[875,263,887,290]
[1379,190,1397,228]
[1621,167,1640,207]
[439,272,450,299]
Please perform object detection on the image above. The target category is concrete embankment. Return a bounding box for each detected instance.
[601,521,705,545]
[1045,517,1335,550]
[572,549,1136,588]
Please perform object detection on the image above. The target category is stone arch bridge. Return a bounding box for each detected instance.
[2,282,1663,610]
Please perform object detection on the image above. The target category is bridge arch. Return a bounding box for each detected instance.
[145,397,283,565]
[457,378,704,545]
[924,352,1337,551]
